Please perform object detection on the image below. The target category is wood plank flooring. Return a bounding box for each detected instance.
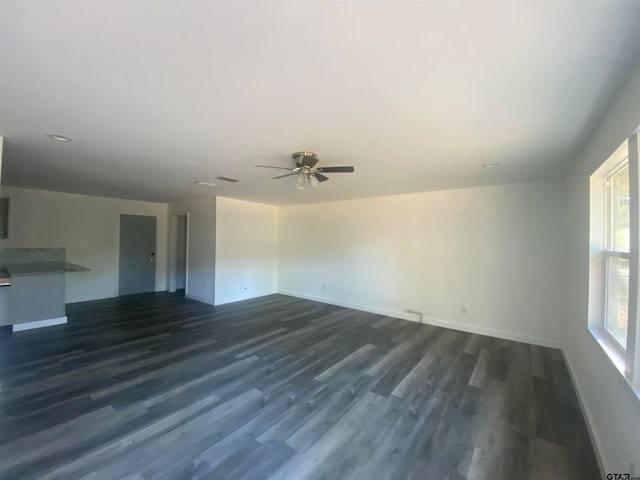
[0,293,600,479]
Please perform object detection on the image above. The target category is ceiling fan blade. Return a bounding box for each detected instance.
[255,165,294,170]
[316,166,354,173]
[313,173,330,182]
[272,172,299,180]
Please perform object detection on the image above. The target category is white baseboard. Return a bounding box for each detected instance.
[419,313,560,348]
[185,293,215,305]
[560,349,608,477]
[277,290,560,348]
[214,291,278,306]
[12,316,68,332]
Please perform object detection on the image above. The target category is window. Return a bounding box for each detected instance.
[604,159,629,349]
[589,130,639,393]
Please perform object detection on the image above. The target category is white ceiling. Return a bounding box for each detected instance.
[1,1,640,206]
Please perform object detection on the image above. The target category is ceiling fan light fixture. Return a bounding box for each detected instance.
[309,174,320,187]
[294,174,306,190]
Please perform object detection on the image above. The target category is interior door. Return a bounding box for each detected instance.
[119,214,156,296]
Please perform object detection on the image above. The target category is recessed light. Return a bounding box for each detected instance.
[194,181,217,187]
[113,185,125,190]
[47,134,73,142]
[482,163,500,168]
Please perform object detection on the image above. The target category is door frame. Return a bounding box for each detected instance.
[169,212,190,294]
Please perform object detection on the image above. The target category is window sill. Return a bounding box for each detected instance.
[589,327,640,404]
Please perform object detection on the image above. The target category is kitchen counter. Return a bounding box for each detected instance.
[3,261,90,277]
[0,258,90,330]
[0,267,9,286]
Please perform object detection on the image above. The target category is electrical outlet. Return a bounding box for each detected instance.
[322,284,326,290]
[460,306,467,314]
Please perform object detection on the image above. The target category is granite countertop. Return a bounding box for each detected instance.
[2,261,90,277]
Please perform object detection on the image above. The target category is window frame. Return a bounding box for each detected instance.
[602,252,629,353]
[627,133,640,387]
[589,131,640,392]
[602,158,630,353]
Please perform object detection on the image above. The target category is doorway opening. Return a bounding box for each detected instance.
[170,213,189,297]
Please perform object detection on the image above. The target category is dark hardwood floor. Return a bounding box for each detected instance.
[0,293,599,479]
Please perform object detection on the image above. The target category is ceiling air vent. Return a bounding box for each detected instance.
[215,176,239,183]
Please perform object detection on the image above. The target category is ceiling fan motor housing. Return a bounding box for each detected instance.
[292,151,318,167]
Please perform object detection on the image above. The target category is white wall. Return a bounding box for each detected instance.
[215,196,278,305]
[0,186,168,303]
[169,196,216,304]
[279,180,564,346]
[564,58,640,472]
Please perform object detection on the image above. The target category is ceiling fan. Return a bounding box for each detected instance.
[256,151,355,189]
